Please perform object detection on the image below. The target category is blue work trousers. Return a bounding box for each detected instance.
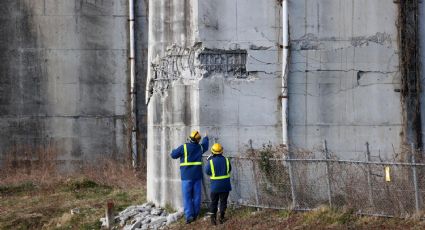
[181,179,202,220]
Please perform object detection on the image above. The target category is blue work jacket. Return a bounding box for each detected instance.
[205,154,232,193]
[171,137,209,180]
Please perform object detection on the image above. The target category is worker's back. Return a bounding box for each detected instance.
[206,154,232,193]
[170,137,209,180]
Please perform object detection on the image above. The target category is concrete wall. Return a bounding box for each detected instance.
[287,0,402,159]
[146,0,198,208]
[146,0,283,208]
[0,0,130,167]
[0,0,406,210]
[419,1,425,148]
[135,0,149,161]
[146,0,407,209]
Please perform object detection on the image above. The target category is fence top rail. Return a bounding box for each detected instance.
[284,159,425,166]
[205,155,425,166]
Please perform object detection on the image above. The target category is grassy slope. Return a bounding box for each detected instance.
[0,179,145,230]
[169,206,425,230]
[2,180,425,230]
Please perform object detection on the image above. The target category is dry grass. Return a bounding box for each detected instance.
[0,145,145,189]
[167,206,425,230]
[0,146,62,187]
[0,179,146,229]
[0,147,146,229]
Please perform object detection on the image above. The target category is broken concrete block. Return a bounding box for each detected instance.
[150,208,162,216]
[100,217,107,228]
[166,211,183,225]
[141,218,151,225]
[118,202,182,230]
[123,218,142,230]
[135,206,149,212]
[133,212,148,221]
[70,208,80,215]
[120,209,139,222]
[150,216,167,226]
[119,206,136,216]
[143,202,155,208]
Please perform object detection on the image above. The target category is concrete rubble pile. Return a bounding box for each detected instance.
[100,202,183,230]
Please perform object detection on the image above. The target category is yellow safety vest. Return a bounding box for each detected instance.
[210,157,230,180]
[180,144,203,166]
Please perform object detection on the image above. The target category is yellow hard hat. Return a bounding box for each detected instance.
[211,143,223,154]
[189,130,201,142]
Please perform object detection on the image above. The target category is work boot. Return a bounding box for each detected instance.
[219,212,226,224]
[185,217,194,224]
[210,213,217,226]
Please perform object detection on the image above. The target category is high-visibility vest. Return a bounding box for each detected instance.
[209,157,230,180]
[180,144,203,166]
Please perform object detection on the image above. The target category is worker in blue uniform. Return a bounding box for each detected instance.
[170,130,209,224]
[204,143,232,225]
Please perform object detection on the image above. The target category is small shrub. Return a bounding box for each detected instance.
[65,178,100,191]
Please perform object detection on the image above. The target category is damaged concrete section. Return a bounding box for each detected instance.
[146,0,283,208]
[198,49,247,77]
[292,32,393,51]
[351,32,392,47]
[146,0,420,210]
[147,45,248,101]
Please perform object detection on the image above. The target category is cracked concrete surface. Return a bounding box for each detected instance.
[0,0,415,213]
[145,0,408,210]
[146,0,282,208]
[288,0,402,158]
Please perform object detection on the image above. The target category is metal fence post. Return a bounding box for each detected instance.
[286,150,298,209]
[249,140,261,210]
[365,142,374,207]
[324,140,332,207]
[411,143,420,213]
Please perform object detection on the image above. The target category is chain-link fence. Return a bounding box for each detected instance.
[213,141,425,217]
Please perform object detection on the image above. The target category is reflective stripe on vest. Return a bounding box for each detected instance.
[210,157,230,180]
[180,144,203,166]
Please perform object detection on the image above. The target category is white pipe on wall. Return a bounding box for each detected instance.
[129,0,138,167]
[282,0,289,147]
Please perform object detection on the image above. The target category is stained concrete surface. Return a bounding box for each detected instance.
[420,1,425,148]
[0,0,130,168]
[0,0,411,212]
[135,0,149,161]
[146,0,406,210]
[146,0,283,208]
[287,0,402,159]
